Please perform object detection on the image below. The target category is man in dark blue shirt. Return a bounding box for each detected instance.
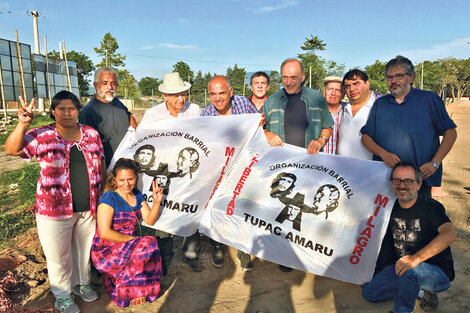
[361,56,457,198]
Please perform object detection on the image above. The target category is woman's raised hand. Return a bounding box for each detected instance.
[152,180,163,204]
[18,96,35,124]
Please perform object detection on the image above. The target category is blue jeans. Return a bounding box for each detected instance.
[363,263,450,313]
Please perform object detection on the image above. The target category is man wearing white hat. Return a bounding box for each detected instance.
[139,72,203,273]
[140,72,201,124]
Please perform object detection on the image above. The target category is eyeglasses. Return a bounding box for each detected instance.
[386,73,408,81]
[391,178,416,186]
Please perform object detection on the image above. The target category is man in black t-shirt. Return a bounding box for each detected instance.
[79,67,137,167]
[363,161,457,313]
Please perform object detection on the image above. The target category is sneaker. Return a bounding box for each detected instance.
[184,257,203,272]
[419,290,439,312]
[55,296,80,313]
[72,284,98,302]
[211,245,225,268]
[237,251,253,271]
[279,265,293,272]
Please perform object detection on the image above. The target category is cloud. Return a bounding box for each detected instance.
[140,45,153,50]
[178,18,189,23]
[394,37,470,63]
[250,0,299,14]
[158,43,198,49]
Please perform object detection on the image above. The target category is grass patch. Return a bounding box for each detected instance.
[1,114,53,145]
[0,164,40,248]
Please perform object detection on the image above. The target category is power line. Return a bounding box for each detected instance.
[126,52,278,68]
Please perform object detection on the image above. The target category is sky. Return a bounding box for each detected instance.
[1,0,469,81]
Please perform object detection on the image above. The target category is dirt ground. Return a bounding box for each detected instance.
[1,100,469,313]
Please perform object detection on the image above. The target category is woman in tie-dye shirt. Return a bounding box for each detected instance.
[5,90,105,313]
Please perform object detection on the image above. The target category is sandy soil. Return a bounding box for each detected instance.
[1,101,469,313]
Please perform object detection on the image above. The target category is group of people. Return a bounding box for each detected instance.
[4,54,458,313]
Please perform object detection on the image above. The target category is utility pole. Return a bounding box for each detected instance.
[31,11,40,54]
[59,41,63,59]
[31,10,45,111]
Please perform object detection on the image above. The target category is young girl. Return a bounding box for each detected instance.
[91,158,164,307]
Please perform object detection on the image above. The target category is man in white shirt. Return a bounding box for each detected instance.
[139,72,202,273]
[337,69,379,160]
[139,72,201,125]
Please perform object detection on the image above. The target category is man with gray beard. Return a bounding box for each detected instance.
[80,67,137,167]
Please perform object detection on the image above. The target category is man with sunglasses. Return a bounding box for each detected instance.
[363,161,456,313]
[361,56,457,199]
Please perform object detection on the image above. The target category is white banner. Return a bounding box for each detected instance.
[110,114,261,237]
[200,128,396,284]
[111,115,396,284]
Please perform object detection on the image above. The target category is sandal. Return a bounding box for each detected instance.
[130,296,146,306]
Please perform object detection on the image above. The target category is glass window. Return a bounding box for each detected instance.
[25,87,34,100]
[0,55,12,70]
[9,42,17,57]
[0,39,10,55]
[20,44,31,59]
[35,61,46,72]
[13,72,21,86]
[2,70,13,86]
[36,72,45,84]
[3,86,14,101]
[12,57,18,72]
[22,58,32,73]
[24,73,33,88]
[70,76,78,87]
[34,54,45,63]
[37,85,47,98]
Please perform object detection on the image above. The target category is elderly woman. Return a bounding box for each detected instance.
[4,90,105,313]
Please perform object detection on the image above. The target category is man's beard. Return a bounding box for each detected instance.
[97,89,116,102]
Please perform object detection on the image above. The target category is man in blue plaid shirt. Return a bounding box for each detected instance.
[200,75,258,272]
[201,75,258,116]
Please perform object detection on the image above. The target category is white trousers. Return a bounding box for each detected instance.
[36,211,96,299]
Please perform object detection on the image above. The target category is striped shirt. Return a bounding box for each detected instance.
[323,103,346,154]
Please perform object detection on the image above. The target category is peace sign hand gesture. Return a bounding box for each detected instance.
[18,96,35,124]
[152,180,164,204]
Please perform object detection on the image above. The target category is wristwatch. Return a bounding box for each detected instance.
[319,135,328,141]
[431,161,440,169]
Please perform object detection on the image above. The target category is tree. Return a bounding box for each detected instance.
[116,69,139,99]
[190,71,206,106]
[300,35,326,56]
[268,70,281,95]
[173,61,194,84]
[298,53,326,90]
[94,32,126,68]
[48,50,94,96]
[191,71,205,96]
[226,64,247,95]
[138,77,161,97]
[203,72,212,88]
[365,60,388,94]
[297,35,344,90]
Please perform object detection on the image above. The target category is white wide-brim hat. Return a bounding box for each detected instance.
[158,72,191,94]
